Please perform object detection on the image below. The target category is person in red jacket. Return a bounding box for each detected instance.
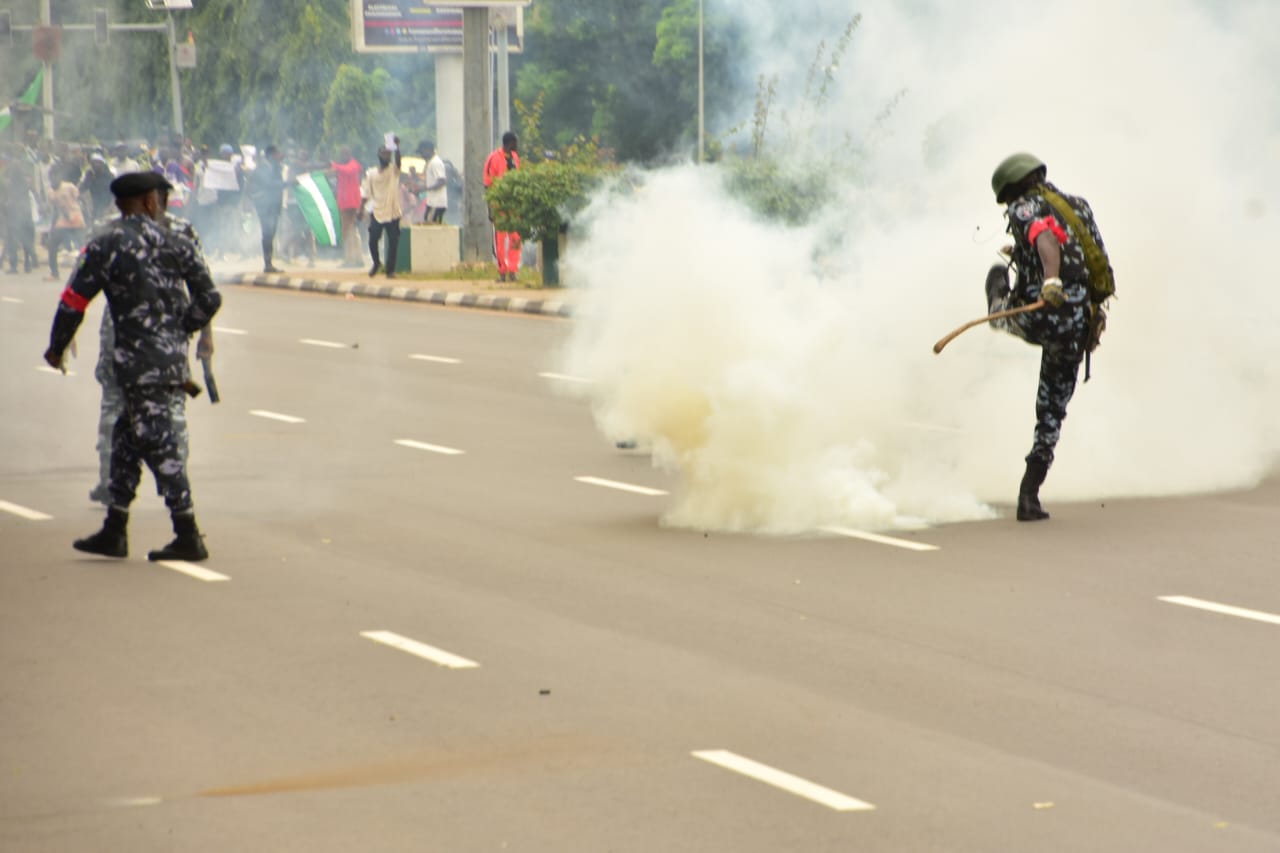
[329,147,364,268]
[483,131,521,282]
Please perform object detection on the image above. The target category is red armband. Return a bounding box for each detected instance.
[1027,216,1068,246]
[59,287,90,313]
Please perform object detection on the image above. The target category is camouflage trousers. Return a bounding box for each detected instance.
[992,301,1087,468]
[97,378,188,489]
[107,384,194,514]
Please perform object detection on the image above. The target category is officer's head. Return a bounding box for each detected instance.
[111,171,173,221]
[991,152,1047,205]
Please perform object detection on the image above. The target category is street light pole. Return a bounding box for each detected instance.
[40,0,53,139]
[697,0,704,163]
[165,11,184,138]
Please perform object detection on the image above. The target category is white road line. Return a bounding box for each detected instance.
[539,371,594,384]
[1,296,23,303]
[820,525,939,552]
[36,365,77,376]
[299,338,348,349]
[574,476,668,496]
[360,631,479,669]
[692,750,876,812]
[249,410,306,424]
[155,560,230,583]
[214,325,248,335]
[410,354,461,364]
[106,796,164,808]
[395,439,465,456]
[0,500,52,521]
[1158,596,1280,627]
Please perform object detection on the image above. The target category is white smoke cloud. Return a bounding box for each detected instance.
[556,0,1280,533]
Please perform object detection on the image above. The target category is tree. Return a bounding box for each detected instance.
[320,65,396,158]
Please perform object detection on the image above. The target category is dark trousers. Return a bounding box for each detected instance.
[110,384,193,514]
[5,221,36,272]
[368,217,400,273]
[47,227,81,278]
[257,204,281,268]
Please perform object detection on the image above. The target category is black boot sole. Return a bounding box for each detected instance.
[73,537,128,558]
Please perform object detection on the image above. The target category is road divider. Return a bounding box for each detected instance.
[820,525,939,552]
[574,476,668,497]
[692,750,876,812]
[395,439,465,456]
[249,410,306,424]
[0,500,52,521]
[156,560,230,583]
[360,630,479,669]
[1158,595,1280,627]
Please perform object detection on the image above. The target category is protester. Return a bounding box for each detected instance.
[421,141,448,225]
[329,146,364,268]
[45,168,86,280]
[246,143,286,273]
[484,131,522,282]
[79,153,116,224]
[3,162,37,274]
[361,136,402,278]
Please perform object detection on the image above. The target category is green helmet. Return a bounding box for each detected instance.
[991,152,1045,202]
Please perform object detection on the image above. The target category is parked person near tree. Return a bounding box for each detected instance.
[484,131,521,282]
[361,137,402,279]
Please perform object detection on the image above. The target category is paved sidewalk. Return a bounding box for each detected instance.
[213,261,578,318]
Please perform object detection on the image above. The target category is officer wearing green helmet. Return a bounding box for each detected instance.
[985,153,1114,521]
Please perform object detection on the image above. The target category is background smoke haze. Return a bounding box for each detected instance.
[557,0,1280,533]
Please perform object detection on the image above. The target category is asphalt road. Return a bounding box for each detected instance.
[2,270,1278,852]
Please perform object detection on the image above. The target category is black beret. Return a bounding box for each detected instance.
[110,171,174,199]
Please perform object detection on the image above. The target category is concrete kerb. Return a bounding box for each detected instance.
[217,272,574,319]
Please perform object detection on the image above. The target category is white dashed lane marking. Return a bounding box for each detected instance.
[820,525,939,552]
[539,372,593,384]
[574,476,668,497]
[1159,596,1280,627]
[156,560,230,583]
[0,500,52,521]
[410,354,461,364]
[249,410,306,424]
[395,439,465,456]
[360,631,479,669]
[213,325,248,335]
[692,750,876,812]
[299,338,348,349]
[1,296,23,304]
[36,365,77,376]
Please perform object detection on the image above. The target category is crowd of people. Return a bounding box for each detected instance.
[1,127,462,278]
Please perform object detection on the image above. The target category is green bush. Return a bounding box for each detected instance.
[486,160,602,242]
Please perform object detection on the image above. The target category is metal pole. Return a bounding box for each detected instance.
[40,0,53,140]
[697,0,704,163]
[166,12,184,139]
[495,14,511,144]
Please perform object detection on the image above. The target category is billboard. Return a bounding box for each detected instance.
[352,2,527,54]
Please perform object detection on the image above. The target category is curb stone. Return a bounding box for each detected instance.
[218,272,574,318]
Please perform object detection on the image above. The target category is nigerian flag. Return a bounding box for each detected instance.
[293,171,341,247]
[0,69,44,134]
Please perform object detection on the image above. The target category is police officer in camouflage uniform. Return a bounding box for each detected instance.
[985,153,1111,521]
[44,172,222,561]
[90,188,213,505]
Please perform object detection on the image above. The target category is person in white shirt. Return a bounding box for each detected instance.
[360,137,402,278]
[421,141,448,224]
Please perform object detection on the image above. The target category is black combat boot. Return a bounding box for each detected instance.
[147,513,209,562]
[1016,458,1051,522]
[73,507,129,558]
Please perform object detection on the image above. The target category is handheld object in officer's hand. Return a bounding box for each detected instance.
[933,299,1046,355]
[200,356,220,404]
[182,380,203,399]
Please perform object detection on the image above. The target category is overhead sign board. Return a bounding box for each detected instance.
[352,1,528,54]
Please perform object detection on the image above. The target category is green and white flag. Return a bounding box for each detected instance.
[0,68,45,134]
[293,171,340,247]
